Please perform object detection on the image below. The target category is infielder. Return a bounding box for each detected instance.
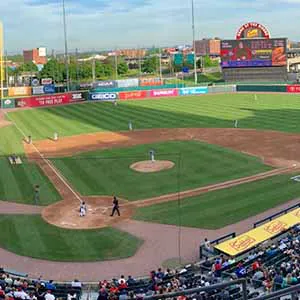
[128,121,133,131]
[234,120,239,128]
[150,150,155,162]
[53,132,59,141]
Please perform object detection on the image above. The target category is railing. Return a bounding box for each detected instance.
[253,202,300,228]
[199,232,236,259]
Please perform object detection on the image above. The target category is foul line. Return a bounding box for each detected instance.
[5,112,82,203]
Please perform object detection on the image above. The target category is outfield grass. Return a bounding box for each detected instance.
[133,173,300,229]
[0,215,142,261]
[52,141,271,200]
[0,126,24,156]
[6,94,300,141]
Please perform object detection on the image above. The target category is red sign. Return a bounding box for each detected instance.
[15,92,85,108]
[236,22,270,40]
[149,89,178,98]
[287,85,300,93]
[140,78,163,86]
[119,91,148,100]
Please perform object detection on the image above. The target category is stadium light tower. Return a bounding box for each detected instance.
[0,21,4,100]
[62,0,70,91]
[191,0,198,84]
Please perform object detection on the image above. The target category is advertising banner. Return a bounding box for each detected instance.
[32,86,45,95]
[287,85,300,93]
[43,84,56,94]
[117,79,139,88]
[92,80,117,89]
[70,91,87,102]
[179,87,208,96]
[1,98,15,109]
[119,91,148,100]
[16,93,70,108]
[79,83,93,90]
[31,78,40,87]
[140,78,163,86]
[149,89,178,98]
[221,38,287,68]
[215,207,300,256]
[41,78,53,85]
[89,92,118,101]
[8,87,32,97]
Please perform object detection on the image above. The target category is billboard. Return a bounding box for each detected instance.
[43,84,56,94]
[149,89,178,98]
[15,92,85,108]
[32,86,45,95]
[1,98,15,109]
[8,87,32,97]
[287,85,300,93]
[221,38,287,68]
[119,91,148,100]
[41,78,53,85]
[236,22,271,40]
[92,80,117,89]
[179,87,208,96]
[89,92,118,101]
[140,78,163,86]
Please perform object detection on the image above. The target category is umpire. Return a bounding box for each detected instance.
[110,196,120,217]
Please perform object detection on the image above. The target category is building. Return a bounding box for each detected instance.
[23,47,47,65]
[195,39,221,56]
[114,49,147,58]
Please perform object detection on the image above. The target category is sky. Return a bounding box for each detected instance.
[1,0,300,53]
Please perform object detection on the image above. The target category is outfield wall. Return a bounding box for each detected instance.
[2,84,300,109]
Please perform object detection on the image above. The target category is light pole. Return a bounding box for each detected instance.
[0,21,4,100]
[62,0,70,91]
[192,0,198,84]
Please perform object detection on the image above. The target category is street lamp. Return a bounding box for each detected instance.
[192,0,198,84]
[62,0,70,91]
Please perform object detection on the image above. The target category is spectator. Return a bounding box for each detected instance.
[45,280,55,291]
[71,279,82,289]
[126,276,136,286]
[44,290,55,300]
[14,287,30,300]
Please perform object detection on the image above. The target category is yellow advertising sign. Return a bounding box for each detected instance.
[215,208,300,256]
[8,87,32,97]
[246,29,259,38]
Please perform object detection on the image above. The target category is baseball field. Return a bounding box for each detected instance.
[1,92,300,278]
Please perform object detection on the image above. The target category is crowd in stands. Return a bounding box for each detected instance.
[0,273,82,300]
[1,225,300,300]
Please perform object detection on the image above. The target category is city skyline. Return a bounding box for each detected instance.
[1,0,300,53]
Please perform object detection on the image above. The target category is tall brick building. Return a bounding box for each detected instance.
[23,47,47,65]
[195,39,221,56]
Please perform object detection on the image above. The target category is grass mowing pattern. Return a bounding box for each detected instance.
[133,173,300,229]
[52,141,271,201]
[0,158,61,205]
[0,215,142,261]
[0,126,61,204]
[7,94,300,140]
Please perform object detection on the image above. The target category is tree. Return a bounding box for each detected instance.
[117,62,128,75]
[39,59,64,83]
[142,56,159,73]
[18,61,38,73]
[202,55,219,68]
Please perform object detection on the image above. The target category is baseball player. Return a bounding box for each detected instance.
[28,135,32,144]
[234,120,239,128]
[150,150,155,162]
[114,100,118,106]
[128,121,133,131]
[79,201,87,217]
[53,132,59,141]
[110,196,120,217]
[34,185,40,205]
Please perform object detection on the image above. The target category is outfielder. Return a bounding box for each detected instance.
[128,121,133,131]
[234,120,239,128]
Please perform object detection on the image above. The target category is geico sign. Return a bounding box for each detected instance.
[91,93,117,100]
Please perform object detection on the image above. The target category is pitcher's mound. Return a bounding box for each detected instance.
[130,160,175,173]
